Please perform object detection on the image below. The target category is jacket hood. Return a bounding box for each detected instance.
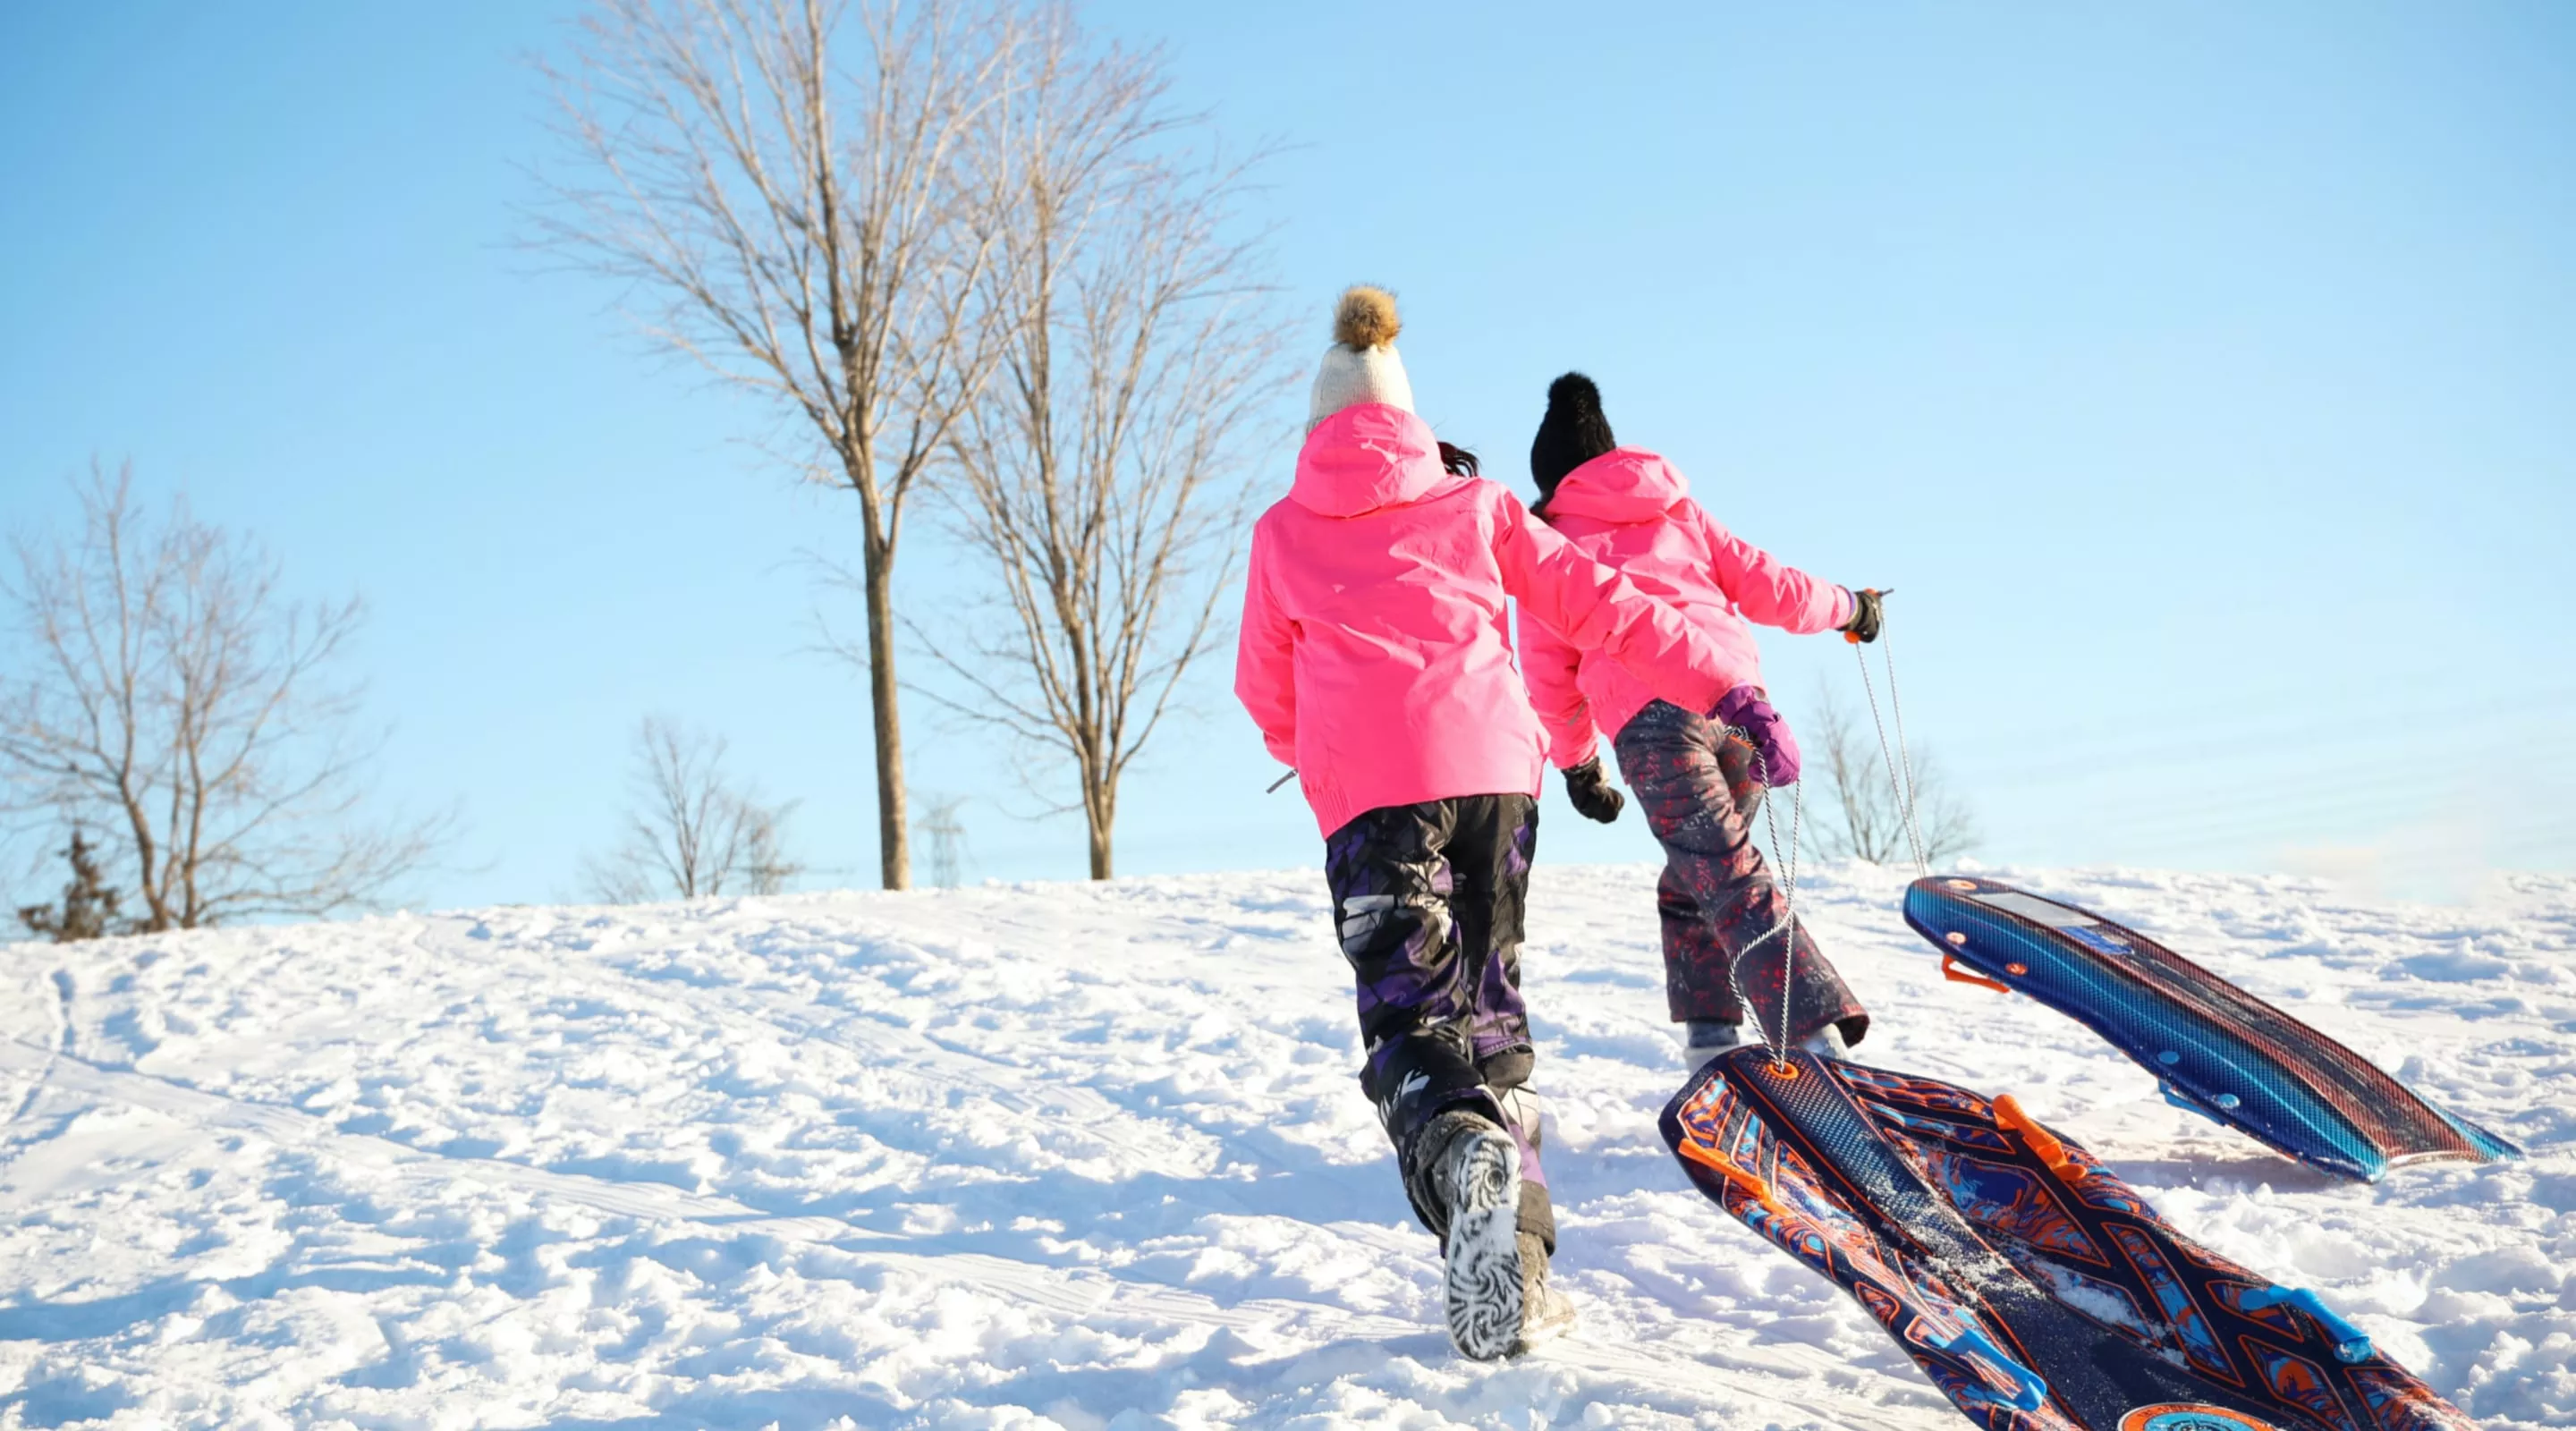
[1540,448,1689,524]
[1290,402,1460,518]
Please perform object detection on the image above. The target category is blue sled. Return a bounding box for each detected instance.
[1904,876,2520,1182]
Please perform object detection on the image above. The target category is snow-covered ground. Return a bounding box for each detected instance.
[2,862,2570,1429]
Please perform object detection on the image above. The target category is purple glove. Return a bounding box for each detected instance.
[1713,685,1801,786]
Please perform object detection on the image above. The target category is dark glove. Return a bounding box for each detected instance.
[1563,756,1625,824]
[1713,684,1801,786]
[1840,587,1885,644]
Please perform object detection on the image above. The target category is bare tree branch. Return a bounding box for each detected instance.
[536,0,1024,889]
[919,9,1291,877]
[1,462,448,928]
[1804,679,1980,867]
[582,716,803,902]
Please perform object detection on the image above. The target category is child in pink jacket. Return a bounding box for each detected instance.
[1519,373,1884,1071]
[1235,290,1754,1360]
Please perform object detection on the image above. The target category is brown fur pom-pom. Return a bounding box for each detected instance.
[1333,285,1401,350]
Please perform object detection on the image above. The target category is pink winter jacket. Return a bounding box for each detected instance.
[1521,448,1854,769]
[1235,405,1750,838]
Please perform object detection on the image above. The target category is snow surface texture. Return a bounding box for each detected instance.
[2,863,2570,1429]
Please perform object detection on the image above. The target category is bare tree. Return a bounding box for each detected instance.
[920,13,1289,878]
[1806,680,1979,867]
[539,0,1021,889]
[584,716,804,902]
[0,463,444,930]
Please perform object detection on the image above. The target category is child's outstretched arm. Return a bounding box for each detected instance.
[1233,536,1299,767]
[1690,502,1855,635]
[1519,614,1597,771]
[1493,491,1750,715]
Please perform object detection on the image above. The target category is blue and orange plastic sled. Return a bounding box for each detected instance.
[1662,1047,2476,1431]
[1901,876,2518,1182]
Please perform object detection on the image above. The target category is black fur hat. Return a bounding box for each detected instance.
[1530,372,1616,507]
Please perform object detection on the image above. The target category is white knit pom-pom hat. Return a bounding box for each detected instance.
[1307,284,1415,432]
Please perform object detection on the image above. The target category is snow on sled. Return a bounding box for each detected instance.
[1901,876,2519,1182]
[1660,1046,2475,1431]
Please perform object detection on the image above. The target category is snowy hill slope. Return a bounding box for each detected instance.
[2,863,2570,1429]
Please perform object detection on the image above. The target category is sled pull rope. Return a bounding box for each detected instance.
[1743,739,1804,1070]
[1852,592,1930,874]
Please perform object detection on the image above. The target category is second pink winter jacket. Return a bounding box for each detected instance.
[1235,405,1751,838]
[1521,448,1854,769]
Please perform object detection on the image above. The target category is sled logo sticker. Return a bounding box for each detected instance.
[1969,890,2100,927]
[2063,925,2133,958]
[2118,1404,2282,1431]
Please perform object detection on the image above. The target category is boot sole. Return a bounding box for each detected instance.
[1440,1130,1524,1361]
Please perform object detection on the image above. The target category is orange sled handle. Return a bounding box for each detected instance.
[1675,1137,1795,1221]
[1992,1095,2087,1184]
[1941,953,2015,995]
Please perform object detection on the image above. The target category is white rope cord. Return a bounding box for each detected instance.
[1741,739,1804,1067]
[1882,618,1928,869]
[1853,624,1930,876]
[1733,594,1923,1066]
[1711,731,1767,1060]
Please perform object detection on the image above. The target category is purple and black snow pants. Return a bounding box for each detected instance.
[1612,700,1870,1049]
[1323,793,1553,1251]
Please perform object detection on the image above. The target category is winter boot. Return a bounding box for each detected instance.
[1419,1107,1525,1360]
[1687,1020,1848,1068]
[1513,1232,1577,1351]
[1682,1019,1744,1071]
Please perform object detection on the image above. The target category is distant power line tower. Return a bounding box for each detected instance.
[919,796,969,889]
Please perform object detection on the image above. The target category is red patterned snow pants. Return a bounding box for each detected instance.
[1611,700,1870,1048]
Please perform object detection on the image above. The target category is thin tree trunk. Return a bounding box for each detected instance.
[1085,780,1112,881]
[542,1,1020,897]
[120,783,168,931]
[861,528,911,890]
[908,13,1289,885]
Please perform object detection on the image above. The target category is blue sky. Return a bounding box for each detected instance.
[4,2,2571,910]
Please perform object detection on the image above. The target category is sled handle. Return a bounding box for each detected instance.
[1932,1324,2050,1412]
[1674,1138,1793,1221]
[1940,953,2014,995]
[1991,1095,2085,1184]
[2241,1285,2374,1364]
